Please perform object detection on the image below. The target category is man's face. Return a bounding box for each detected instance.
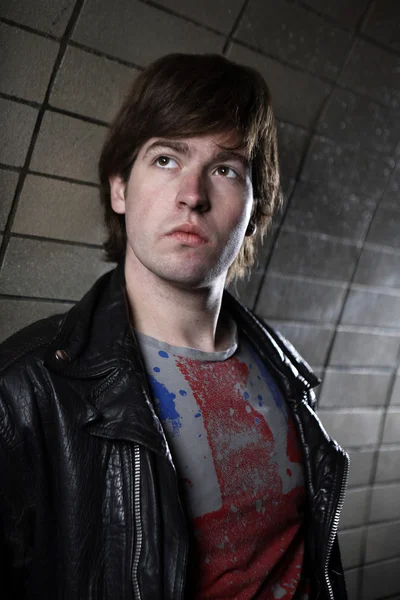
[110,132,254,288]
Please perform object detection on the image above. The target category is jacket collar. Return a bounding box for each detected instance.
[44,263,172,457]
[223,293,320,396]
[44,263,319,455]
[45,262,131,378]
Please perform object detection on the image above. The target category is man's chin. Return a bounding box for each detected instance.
[156,264,225,290]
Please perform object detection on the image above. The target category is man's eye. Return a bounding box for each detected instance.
[155,156,177,168]
[214,166,238,179]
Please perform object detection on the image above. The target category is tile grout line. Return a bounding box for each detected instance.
[0,0,87,276]
[0,293,76,304]
[221,0,251,56]
[0,17,59,40]
[7,232,104,249]
[137,0,227,38]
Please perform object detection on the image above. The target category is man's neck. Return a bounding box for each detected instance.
[124,259,231,353]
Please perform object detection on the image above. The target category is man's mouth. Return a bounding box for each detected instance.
[166,223,209,246]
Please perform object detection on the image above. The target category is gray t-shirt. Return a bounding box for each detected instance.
[136,324,308,599]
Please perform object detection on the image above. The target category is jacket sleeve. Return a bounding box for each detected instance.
[0,376,35,597]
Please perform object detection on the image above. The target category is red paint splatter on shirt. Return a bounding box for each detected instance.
[176,355,307,599]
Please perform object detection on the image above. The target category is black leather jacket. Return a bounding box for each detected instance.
[0,265,349,599]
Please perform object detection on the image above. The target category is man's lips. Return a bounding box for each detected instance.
[166,223,209,246]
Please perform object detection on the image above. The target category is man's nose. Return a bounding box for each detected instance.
[175,171,210,212]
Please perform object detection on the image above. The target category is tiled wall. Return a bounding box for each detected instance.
[0,1,399,598]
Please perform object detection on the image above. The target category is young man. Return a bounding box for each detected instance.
[0,54,349,599]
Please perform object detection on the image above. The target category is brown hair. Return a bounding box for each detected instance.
[99,53,282,282]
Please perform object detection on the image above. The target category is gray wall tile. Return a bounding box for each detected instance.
[159,0,242,34]
[0,0,75,37]
[267,320,334,367]
[319,369,392,408]
[376,447,400,483]
[73,0,224,66]
[0,98,38,167]
[383,162,400,208]
[256,274,347,323]
[51,46,138,123]
[338,527,363,569]
[354,247,400,289]
[0,169,18,231]
[0,237,111,301]
[347,449,375,488]
[330,327,400,368]
[362,557,400,600]
[277,122,310,183]
[366,206,400,249]
[0,23,59,103]
[302,135,394,199]
[365,521,400,564]
[302,0,370,28]
[362,1,400,53]
[269,229,359,281]
[229,228,276,309]
[370,483,400,523]
[318,87,400,155]
[344,568,360,600]
[318,409,384,447]
[30,111,107,183]
[342,288,400,328]
[0,298,74,343]
[391,375,400,405]
[284,181,375,242]
[236,0,352,80]
[13,175,104,245]
[339,39,400,109]
[382,409,400,444]
[228,44,331,130]
[339,486,370,529]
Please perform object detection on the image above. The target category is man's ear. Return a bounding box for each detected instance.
[109,175,127,215]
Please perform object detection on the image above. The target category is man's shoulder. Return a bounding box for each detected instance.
[0,312,66,377]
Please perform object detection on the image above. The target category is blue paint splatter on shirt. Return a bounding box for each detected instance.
[243,391,249,400]
[179,389,187,396]
[153,366,160,373]
[246,340,286,416]
[194,412,201,419]
[148,375,181,436]
[158,350,169,358]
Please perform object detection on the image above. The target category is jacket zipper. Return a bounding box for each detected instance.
[323,453,349,599]
[132,444,143,600]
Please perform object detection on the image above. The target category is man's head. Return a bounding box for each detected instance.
[99,53,282,284]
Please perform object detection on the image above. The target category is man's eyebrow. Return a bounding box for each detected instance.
[214,150,250,169]
[143,139,190,158]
